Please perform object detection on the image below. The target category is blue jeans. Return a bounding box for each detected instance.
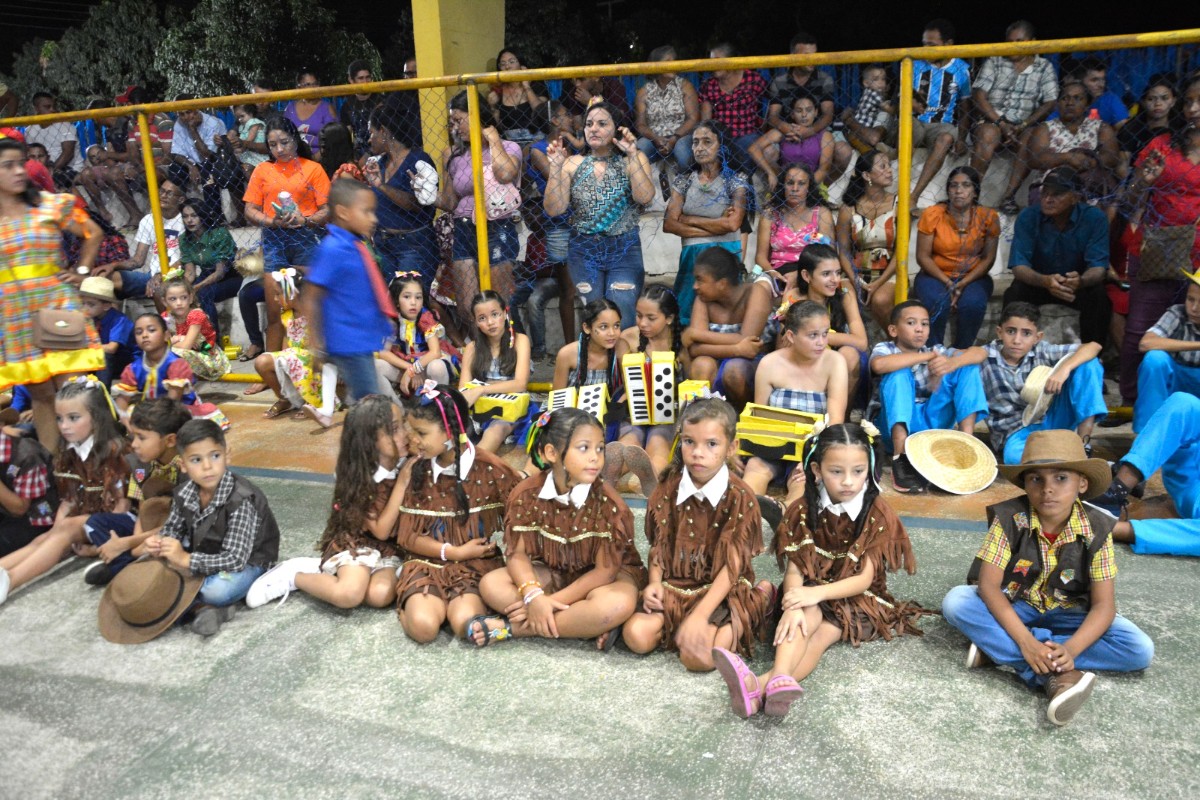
[452,217,519,264]
[239,227,319,350]
[327,352,379,404]
[1126,392,1200,556]
[913,272,993,349]
[568,229,645,328]
[942,585,1154,687]
[198,564,266,607]
[83,511,138,575]
[196,271,243,343]
[636,133,695,170]
[116,269,152,300]
[374,226,438,286]
[874,364,989,450]
[1133,351,1200,432]
[511,276,560,356]
[1001,358,1107,464]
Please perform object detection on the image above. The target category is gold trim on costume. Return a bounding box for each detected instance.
[784,538,860,562]
[400,502,505,517]
[662,577,753,596]
[511,525,613,545]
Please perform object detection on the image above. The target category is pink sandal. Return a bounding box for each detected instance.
[763,675,804,717]
[712,647,762,718]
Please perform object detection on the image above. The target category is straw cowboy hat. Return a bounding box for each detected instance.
[904,429,997,495]
[78,276,116,303]
[997,429,1112,500]
[1020,354,1073,427]
[98,559,203,644]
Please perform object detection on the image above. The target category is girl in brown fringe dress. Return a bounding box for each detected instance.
[623,398,773,670]
[473,408,646,649]
[714,422,929,719]
[245,396,410,609]
[1,378,130,603]
[396,383,519,643]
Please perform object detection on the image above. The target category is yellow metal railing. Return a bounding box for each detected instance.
[5,28,1199,304]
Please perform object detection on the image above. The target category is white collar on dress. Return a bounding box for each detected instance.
[431,442,474,482]
[677,464,729,507]
[373,462,399,483]
[69,435,95,462]
[538,472,592,508]
[818,484,866,519]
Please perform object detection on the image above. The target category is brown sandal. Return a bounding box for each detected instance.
[263,399,292,419]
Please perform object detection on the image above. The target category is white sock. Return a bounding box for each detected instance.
[319,363,338,415]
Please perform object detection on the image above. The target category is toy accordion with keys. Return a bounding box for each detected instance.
[621,352,677,426]
[735,405,824,462]
[463,381,530,423]
[546,384,609,423]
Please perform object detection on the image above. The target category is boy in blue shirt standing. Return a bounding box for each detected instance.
[302,179,397,404]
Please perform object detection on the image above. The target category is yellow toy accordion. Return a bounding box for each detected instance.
[735,405,824,462]
[547,384,609,423]
[621,351,680,426]
[462,381,530,423]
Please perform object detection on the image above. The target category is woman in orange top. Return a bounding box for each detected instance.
[913,166,1000,348]
[240,116,331,359]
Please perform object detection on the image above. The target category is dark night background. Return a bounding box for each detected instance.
[0,0,1193,76]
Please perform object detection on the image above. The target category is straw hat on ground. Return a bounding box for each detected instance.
[997,429,1111,500]
[98,558,203,644]
[904,429,997,495]
[1020,354,1073,427]
[79,276,116,303]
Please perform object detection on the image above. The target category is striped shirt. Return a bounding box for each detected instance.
[981,340,1078,450]
[976,500,1116,612]
[1147,304,1200,367]
[913,59,971,124]
[865,341,952,420]
[973,56,1059,124]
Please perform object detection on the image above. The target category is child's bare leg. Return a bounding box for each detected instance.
[425,359,450,385]
[758,606,826,684]
[785,620,842,682]
[957,413,977,434]
[690,356,717,384]
[552,573,639,642]
[5,517,88,591]
[891,422,908,455]
[446,593,488,638]
[293,564,370,609]
[719,359,756,410]
[645,429,673,476]
[677,619,723,672]
[743,457,779,495]
[253,353,284,399]
[399,593,448,643]
[0,531,53,570]
[474,565,552,643]
[477,421,513,454]
[838,346,860,400]
[365,569,399,608]
[622,610,665,654]
[1112,521,1134,543]
[783,466,807,506]
[1076,415,1097,441]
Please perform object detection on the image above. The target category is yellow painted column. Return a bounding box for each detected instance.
[466,87,492,287]
[136,112,170,274]
[412,0,506,164]
[894,58,914,303]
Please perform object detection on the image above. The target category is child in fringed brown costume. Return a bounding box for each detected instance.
[714,422,930,719]
[623,397,773,670]
[473,408,646,649]
[245,396,410,609]
[395,383,519,643]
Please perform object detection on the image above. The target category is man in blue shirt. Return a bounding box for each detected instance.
[904,19,972,210]
[1002,167,1112,346]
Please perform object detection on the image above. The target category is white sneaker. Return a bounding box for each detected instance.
[245,557,321,609]
[0,567,9,605]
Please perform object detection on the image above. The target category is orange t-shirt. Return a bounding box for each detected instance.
[243,158,331,219]
[917,204,1000,277]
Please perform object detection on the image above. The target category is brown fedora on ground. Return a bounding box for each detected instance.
[997,429,1111,500]
[98,558,203,644]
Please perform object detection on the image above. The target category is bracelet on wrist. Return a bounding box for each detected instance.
[516,579,542,596]
[439,542,450,561]
[523,587,544,606]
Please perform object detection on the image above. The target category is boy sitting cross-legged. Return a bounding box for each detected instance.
[867,299,988,493]
[942,430,1154,727]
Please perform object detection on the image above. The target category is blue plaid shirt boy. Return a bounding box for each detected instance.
[1147,305,1200,367]
[981,340,1078,451]
[865,341,954,421]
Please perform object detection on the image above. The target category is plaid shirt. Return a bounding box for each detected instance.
[0,433,53,527]
[1148,305,1200,367]
[126,455,183,502]
[973,56,1059,124]
[161,471,260,576]
[981,340,1078,450]
[854,87,889,127]
[976,500,1116,612]
[700,71,768,138]
[865,341,953,420]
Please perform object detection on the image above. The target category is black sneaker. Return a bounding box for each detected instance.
[190,604,236,637]
[756,494,784,533]
[83,561,113,587]
[1089,478,1129,520]
[891,454,927,493]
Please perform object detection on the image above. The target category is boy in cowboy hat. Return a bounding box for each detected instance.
[979,302,1105,464]
[1133,270,1200,430]
[78,276,136,388]
[142,419,279,635]
[942,429,1154,726]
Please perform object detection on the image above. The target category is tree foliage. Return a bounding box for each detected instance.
[154,0,381,98]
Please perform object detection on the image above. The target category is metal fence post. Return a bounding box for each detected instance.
[135,112,170,275]
[465,86,492,291]
[894,57,914,303]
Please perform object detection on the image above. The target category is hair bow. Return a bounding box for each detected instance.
[770,297,792,324]
[695,386,726,402]
[272,267,298,302]
[859,420,880,443]
[163,267,185,282]
[524,409,554,463]
[71,374,119,420]
[416,379,440,403]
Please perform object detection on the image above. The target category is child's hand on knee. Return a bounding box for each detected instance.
[642,581,664,612]
[774,608,809,645]
[1044,641,1075,673]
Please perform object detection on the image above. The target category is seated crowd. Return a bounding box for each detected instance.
[0,22,1197,729]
